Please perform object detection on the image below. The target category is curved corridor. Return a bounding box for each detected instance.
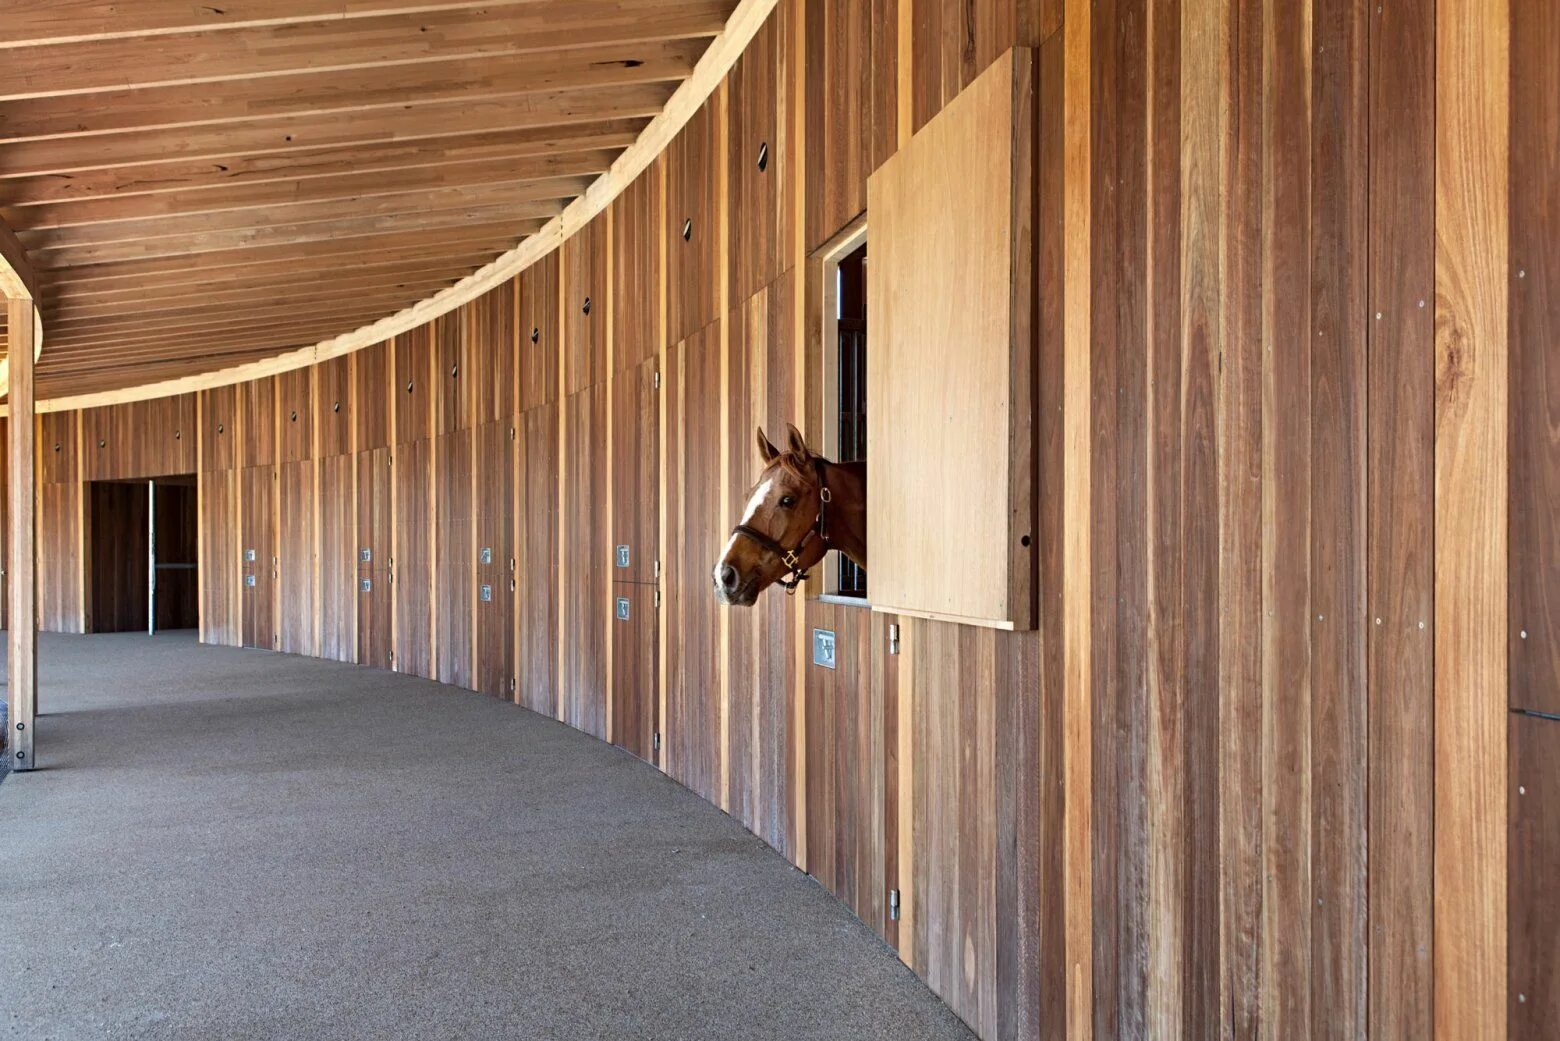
[0,634,973,1041]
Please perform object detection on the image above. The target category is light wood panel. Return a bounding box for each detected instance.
[475,418,516,700]
[318,453,357,664]
[866,50,1034,630]
[393,437,434,678]
[277,458,317,656]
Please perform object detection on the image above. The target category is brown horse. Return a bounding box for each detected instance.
[713,424,866,606]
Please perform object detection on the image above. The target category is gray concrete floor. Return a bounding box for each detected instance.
[0,632,974,1041]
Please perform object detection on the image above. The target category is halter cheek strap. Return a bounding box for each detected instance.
[730,458,833,595]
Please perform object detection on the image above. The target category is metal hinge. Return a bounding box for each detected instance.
[653,589,661,609]
[889,889,901,921]
[889,623,900,655]
[653,731,662,751]
[653,558,661,579]
[653,370,661,390]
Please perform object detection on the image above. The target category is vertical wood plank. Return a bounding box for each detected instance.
[6,297,36,770]
[1434,0,1509,1035]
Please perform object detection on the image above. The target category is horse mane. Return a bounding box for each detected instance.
[767,449,816,484]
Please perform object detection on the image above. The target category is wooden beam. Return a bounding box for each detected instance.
[53,256,484,305]
[0,1,733,101]
[33,0,778,413]
[6,296,37,770]
[51,273,463,322]
[0,217,38,300]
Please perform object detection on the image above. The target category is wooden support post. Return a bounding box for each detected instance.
[7,295,37,770]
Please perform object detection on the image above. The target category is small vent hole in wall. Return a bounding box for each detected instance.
[757,141,769,172]
[217,424,224,434]
[1020,534,1031,547]
[531,327,540,344]
[406,380,414,393]
[682,218,692,241]
[290,410,298,422]
[450,363,458,379]
[582,296,592,316]
[333,401,340,412]
[98,439,106,448]
[174,430,181,440]
[53,442,60,453]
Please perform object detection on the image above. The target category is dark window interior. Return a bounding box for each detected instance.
[836,242,867,598]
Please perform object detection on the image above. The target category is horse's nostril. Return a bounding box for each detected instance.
[719,565,739,591]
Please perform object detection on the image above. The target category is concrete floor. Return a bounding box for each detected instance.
[0,632,973,1041]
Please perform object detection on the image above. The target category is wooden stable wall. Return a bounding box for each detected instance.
[18,0,1556,1038]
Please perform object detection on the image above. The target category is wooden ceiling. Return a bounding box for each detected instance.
[1,0,737,399]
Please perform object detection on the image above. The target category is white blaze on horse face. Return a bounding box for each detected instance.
[740,477,776,528]
[713,476,778,604]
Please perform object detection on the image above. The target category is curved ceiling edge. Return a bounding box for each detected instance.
[20,0,778,418]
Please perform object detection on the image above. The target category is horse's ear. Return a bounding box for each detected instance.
[756,427,780,464]
[785,423,810,458]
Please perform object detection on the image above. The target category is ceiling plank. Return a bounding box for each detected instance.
[0,1,732,100]
[0,83,672,179]
[48,290,442,337]
[43,310,409,357]
[15,172,588,246]
[3,1,561,48]
[0,120,641,206]
[0,39,703,142]
[41,222,538,282]
[51,270,467,318]
[10,153,611,232]
[50,252,494,300]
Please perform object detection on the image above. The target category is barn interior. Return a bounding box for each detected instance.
[0,1,1551,1038]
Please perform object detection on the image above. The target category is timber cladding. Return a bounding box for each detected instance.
[18,1,1555,1038]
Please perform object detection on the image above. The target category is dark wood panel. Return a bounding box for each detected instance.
[562,213,608,395]
[1510,0,1560,714]
[152,481,198,632]
[276,458,316,656]
[394,326,434,445]
[908,0,1050,134]
[468,282,518,428]
[561,383,608,739]
[354,340,392,452]
[611,356,659,585]
[315,355,353,459]
[393,437,433,678]
[240,463,275,650]
[356,446,393,670]
[728,0,795,304]
[804,0,896,251]
[318,452,356,663]
[1511,714,1560,1039]
[662,325,720,802]
[88,480,148,633]
[239,377,276,469]
[665,97,722,345]
[517,402,559,715]
[435,428,473,690]
[519,250,560,411]
[611,580,658,762]
[276,366,313,464]
[199,467,240,647]
[610,163,663,375]
[201,385,239,472]
[475,418,515,699]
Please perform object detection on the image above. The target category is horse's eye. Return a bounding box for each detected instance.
[779,495,796,509]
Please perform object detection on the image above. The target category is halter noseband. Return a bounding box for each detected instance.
[730,457,833,595]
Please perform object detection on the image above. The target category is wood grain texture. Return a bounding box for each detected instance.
[562,215,610,396]
[516,403,559,713]
[1510,715,1560,1038]
[611,580,659,760]
[665,97,723,344]
[6,299,36,769]
[611,357,661,586]
[1434,0,1510,1036]
[610,164,664,375]
[393,437,434,678]
[239,463,275,649]
[356,446,394,670]
[1509,0,1560,716]
[561,384,609,737]
[318,452,357,663]
[199,466,240,647]
[277,458,317,656]
[474,419,515,699]
[315,356,353,460]
[434,429,473,689]
[519,252,561,412]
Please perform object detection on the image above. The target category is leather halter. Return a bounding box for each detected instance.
[730,456,833,595]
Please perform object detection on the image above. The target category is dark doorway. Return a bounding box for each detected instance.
[88,476,198,633]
